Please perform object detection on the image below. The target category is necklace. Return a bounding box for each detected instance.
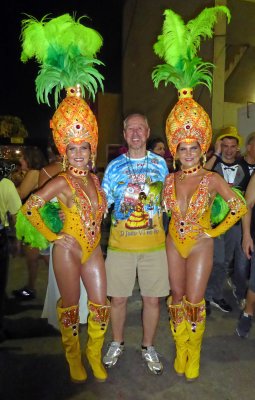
[179,164,202,181]
[68,165,89,177]
[68,165,89,185]
[126,152,149,198]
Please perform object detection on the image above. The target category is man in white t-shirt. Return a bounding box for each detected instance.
[102,114,170,375]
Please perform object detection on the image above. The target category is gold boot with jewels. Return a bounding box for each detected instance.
[57,299,87,383]
[184,297,206,381]
[85,300,111,382]
[167,296,189,376]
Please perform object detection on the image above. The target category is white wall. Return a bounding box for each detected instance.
[223,101,245,127]
[238,102,255,149]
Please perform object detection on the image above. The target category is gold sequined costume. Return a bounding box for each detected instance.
[22,172,107,264]
[19,13,110,384]
[163,172,247,258]
[152,5,234,382]
[163,172,212,258]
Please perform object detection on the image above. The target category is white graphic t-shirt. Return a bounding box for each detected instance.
[102,151,168,252]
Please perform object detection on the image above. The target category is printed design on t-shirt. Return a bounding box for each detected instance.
[102,152,168,250]
[113,178,163,230]
[125,191,149,229]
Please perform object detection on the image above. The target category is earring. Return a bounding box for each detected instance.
[173,158,176,170]
[62,155,68,171]
[202,153,206,167]
[91,154,96,170]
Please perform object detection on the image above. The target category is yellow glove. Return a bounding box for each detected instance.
[205,196,247,238]
[21,194,58,242]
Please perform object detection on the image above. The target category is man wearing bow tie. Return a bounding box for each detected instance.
[205,127,250,315]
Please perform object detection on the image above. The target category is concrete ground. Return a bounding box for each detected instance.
[1,246,255,400]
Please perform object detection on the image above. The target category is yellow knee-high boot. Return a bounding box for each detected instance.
[184,297,206,381]
[57,299,87,383]
[167,296,189,375]
[85,300,110,382]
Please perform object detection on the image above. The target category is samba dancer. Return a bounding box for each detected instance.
[152,6,247,381]
[16,14,110,383]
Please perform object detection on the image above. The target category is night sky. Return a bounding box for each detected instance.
[0,0,123,146]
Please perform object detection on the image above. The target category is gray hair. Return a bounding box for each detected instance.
[123,113,149,130]
[246,131,255,146]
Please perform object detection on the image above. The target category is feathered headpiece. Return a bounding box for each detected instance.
[152,6,231,162]
[20,14,104,159]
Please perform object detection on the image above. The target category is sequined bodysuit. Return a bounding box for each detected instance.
[58,173,107,263]
[163,172,213,258]
[22,172,107,264]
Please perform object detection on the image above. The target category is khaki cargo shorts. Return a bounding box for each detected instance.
[105,249,170,297]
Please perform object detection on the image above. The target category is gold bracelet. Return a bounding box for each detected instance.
[26,194,45,209]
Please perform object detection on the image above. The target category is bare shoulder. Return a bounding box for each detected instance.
[42,174,68,191]
[37,174,72,202]
[247,173,255,189]
[245,173,255,203]
[52,174,69,186]
[25,169,39,181]
[17,169,39,197]
[207,170,224,186]
[204,171,228,198]
[43,162,62,177]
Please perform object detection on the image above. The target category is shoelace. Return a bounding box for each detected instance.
[106,343,123,357]
[143,347,161,362]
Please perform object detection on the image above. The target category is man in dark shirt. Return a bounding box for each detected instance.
[205,127,250,314]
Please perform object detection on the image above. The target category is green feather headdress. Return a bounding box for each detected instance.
[152,6,231,92]
[20,14,104,107]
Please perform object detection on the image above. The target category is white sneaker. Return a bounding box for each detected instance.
[141,346,163,375]
[103,341,124,368]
